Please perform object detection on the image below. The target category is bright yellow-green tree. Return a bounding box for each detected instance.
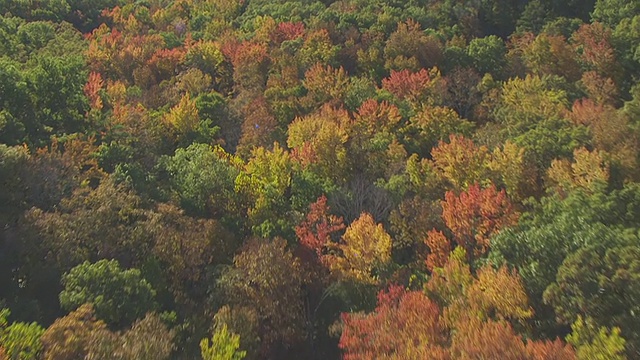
[200,324,247,360]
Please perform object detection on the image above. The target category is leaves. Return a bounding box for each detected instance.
[339,287,447,360]
[451,319,528,360]
[526,338,577,360]
[303,63,349,108]
[144,203,235,308]
[402,105,474,157]
[547,147,610,194]
[325,213,392,285]
[384,19,443,72]
[544,244,640,355]
[162,143,240,217]
[295,195,345,258]
[0,310,44,360]
[164,94,201,144]
[218,238,307,353]
[200,324,247,360]
[59,259,156,328]
[566,316,626,360]
[431,135,491,189]
[425,230,451,272]
[41,304,108,360]
[287,106,351,185]
[235,143,294,237]
[382,69,431,100]
[441,183,519,259]
[2,1,640,359]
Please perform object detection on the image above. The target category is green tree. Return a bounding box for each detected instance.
[592,0,640,26]
[234,143,294,238]
[0,309,44,360]
[566,316,627,360]
[0,145,28,226]
[211,306,260,360]
[59,259,156,328]
[467,35,507,77]
[0,57,31,145]
[479,0,522,37]
[164,94,213,147]
[516,0,552,34]
[26,55,90,146]
[544,244,640,356]
[402,105,474,158]
[494,75,587,167]
[490,185,640,336]
[161,143,240,218]
[0,17,87,142]
[200,324,247,360]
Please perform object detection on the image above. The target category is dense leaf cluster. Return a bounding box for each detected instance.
[1,0,640,358]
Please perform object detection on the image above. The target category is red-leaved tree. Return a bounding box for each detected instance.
[295,195,345,260]
[340,286,449,360]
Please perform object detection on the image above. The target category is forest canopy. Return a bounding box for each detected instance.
[1,0,640,359]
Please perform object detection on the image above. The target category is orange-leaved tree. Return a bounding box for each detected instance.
[295,195,345,259]
[441,183,519,260]
[340,286,449,360]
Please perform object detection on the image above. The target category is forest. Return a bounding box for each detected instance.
[0,0,640,358]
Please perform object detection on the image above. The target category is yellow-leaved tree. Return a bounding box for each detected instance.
[164,94,200,144]
[325,213,392,285]
[547,147,610,195]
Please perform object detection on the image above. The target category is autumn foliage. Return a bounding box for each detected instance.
[441,183,519,259]
[341,250,573,360]
[1,0,638,358]
[382,69,432,101]
[295,195,345,258]
[340,286,448,360]
[325,213,392,285]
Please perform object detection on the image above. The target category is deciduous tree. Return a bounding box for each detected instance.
[234,143,293,238]
[325,213,392,285]
[59,259,156,328]
[383,20,442,72]
[403,106,473,158]
[547,147,610,195]
[288,106,351,185]
[566,316,626,360]
[0,309,44,360]
[339,286,448,360]
[161,143,240,218]
[425,230,451,272]
[544,244,640,356]
[41,304,108,360]
[450,319,527,360]
[295,195,345,259]
[431,135,491,190]
[200,324,246,360]
[218,238,307,354]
